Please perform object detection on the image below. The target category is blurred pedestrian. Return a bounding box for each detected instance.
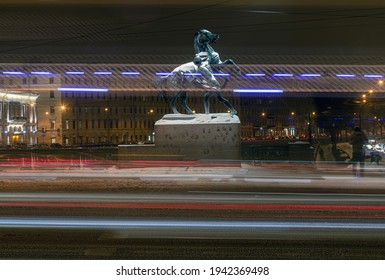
[349,127,368,177]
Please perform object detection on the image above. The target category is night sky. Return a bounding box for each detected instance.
[0,0,385,56]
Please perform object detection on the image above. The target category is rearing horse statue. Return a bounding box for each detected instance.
[153,52,237,116]
[194,29,241,75]
[153,29,240,116]
[193,29,241,114]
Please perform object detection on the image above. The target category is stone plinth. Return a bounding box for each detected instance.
[155,113,240,160]
[118,113,240,160]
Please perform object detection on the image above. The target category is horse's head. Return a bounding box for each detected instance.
[195,29,220,44]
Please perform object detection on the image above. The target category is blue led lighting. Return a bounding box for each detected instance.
[30,71,53,75]
[336,74,355,78]
[244,73,266,77]
[184,73,202,76]
[156,72,173,76]
[299,73,321,77]
[364,74,384,78]
[121,71,140,75]
[233,89,283,94]
[65,71,84,75]
[93,71,112,75]
[213,73,230,76]
[58,87,108,92]
[3,71,25,75]
[272,73,293,77]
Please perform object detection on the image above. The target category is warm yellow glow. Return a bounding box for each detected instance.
[104,108,108,111]
[192,110,196,113]
[149,109,154,113]
[45,112,49,115]
[312,112,316,115]
[291,112,295,116]
[379,80,384,85]
[369,89,374,94]
[261,112,265,116]
[61,105,66,110]
[362,94,366,98]
[363,99,367,103]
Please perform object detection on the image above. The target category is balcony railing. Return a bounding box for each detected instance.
[9,116,28,124]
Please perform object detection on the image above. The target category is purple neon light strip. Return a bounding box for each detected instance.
[213,73,230,76]
[58,87,108,92]
[156,72,172,76]
[299,73,321,77]
[3,71,25,75]
[336,74,355,77]
[30,71,53,75]
[121,72,140,75]
[93,71,112,75]
[244,73,266,77]
[364,74,384,78]
[272,73,293,77]
[233,89,283,93]
[65,71,84,75]
[184,73,202,76]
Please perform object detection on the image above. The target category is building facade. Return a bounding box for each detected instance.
[60,90,239,146]
[1,60,385,146]
[0,91,39,147]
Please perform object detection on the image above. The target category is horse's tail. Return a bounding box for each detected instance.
[152,76,168,103]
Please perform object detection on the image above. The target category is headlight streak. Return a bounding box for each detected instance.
[1,69,385,79]
[3,201,385,211]
[1,217,385,231]
[57,87,108,92]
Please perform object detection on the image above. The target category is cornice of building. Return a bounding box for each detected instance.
[0,91,39,102]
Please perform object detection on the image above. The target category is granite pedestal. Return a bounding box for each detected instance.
[118,113,240,160]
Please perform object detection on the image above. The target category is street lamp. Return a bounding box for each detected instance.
[148,108,154,142]
[290,112,295,137]
[260,112,266,137]
[104,107,110,143]
[359,91,374,129]
[308,112,316,145]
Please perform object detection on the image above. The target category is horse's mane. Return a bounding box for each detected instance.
[193,31,204,53]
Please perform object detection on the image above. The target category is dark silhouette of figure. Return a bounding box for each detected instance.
[330,125,337,154]
[349,127,368,177]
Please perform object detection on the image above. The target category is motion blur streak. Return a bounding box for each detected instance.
[1,217,385,230]
[2,201,385,211]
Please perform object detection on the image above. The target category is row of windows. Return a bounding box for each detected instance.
[66,106,171,115]
[0,78,56,85]
[62,106,237,115]
[64,119,155,130]
[63,134,151,144]
[63,91,238,104]
[1,103,29,119]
